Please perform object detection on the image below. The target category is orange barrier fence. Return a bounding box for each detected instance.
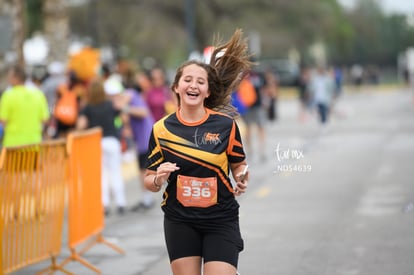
[58,128,124,274]
[0,140,71,275]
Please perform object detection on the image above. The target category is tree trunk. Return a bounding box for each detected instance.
[43,0,69,63]
[11,0,25,66]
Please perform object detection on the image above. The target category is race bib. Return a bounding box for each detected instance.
[177,175,217,208]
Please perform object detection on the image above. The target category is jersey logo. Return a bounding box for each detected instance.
[194,128,222,147]
[204,132,220,143]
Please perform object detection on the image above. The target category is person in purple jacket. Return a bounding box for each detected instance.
[145,67,174,122]
[123,86,156,211]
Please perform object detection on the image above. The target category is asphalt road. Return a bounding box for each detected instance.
[13,86,414,275]
[233,87,414,275]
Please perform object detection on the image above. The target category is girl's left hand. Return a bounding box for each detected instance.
[234,170,248,196]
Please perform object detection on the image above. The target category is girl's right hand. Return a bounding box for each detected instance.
[155,162,180,183]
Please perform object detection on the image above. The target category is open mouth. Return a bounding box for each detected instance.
[186,91,199,98]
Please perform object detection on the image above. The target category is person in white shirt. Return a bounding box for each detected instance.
[309,66,334,124]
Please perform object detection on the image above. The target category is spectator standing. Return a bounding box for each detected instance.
[241,68,267,162]
[333,66,343,99]
[103,70,131,150]
[0,65,49,147]
[351,64,364,87]
[54,71,86,138]
[122,85,156,211]
[297,67,312,122]
[146,67,175,122]
[41,61,67,138]
[329,66,347,120]
[41,61,66,111]
[76,78,127,215]
[135,70,153,94]
[262,69,279,122]
[309,66,334,125]
[27,65,49,89]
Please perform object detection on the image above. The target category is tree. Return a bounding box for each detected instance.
[10,0,25,66]
[43,0,69,63]
[62,0,414,68]
[26,0,42,37]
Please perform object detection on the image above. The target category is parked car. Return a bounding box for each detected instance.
[255,59,300,87]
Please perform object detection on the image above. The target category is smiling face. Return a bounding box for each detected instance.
[174,63,210,108]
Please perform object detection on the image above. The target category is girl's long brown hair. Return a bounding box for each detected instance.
[171,29,253,117]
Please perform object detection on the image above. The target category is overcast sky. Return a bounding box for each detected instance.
[338,0,414,15]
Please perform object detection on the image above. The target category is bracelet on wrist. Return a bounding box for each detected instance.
[153,175,161,189]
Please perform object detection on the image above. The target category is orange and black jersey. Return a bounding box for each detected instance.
[145,108,246,221]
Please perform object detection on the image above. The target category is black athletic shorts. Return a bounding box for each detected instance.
[164,216,244,268]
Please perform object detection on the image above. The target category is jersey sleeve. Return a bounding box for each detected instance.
[226,120,246,163]
[145,128,164,171]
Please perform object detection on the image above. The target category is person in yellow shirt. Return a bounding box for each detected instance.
[0,65,50,147]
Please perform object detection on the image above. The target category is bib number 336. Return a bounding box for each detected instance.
[177,175,217,208]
